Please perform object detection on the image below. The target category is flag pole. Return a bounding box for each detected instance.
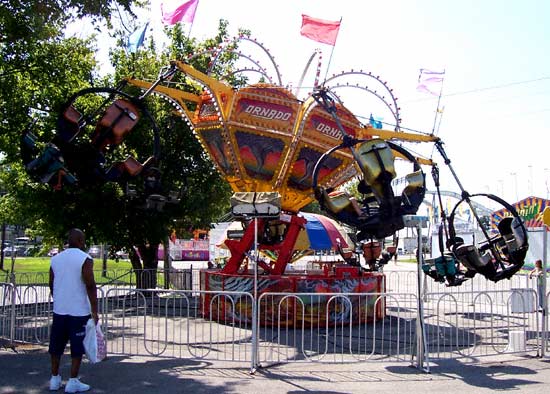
[435,105,445,135]
[186,0,199,40]
[322,17,342,85]
[187,0,199,41]
[186,21,194,40]
[430,70,445,135]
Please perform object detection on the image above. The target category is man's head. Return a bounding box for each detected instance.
[67,228,86,250]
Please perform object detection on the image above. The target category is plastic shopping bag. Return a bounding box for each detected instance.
[83,318,106,363]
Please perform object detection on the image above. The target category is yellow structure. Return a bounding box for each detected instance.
[128,61,437,212]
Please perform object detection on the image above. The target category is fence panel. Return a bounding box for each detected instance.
[257,292,418,364]
[103,288,254,362]
[424,289,540,360]
[0,283,16,342]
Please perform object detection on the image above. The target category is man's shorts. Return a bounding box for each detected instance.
[48,313,90,358]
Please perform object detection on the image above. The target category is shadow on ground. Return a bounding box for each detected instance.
[0,349,244,394]
[386,357,540,391]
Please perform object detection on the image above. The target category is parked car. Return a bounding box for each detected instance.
[3,246,17,257]
[3,245,28,257]
[115,249,129,260]
[24,245,42,257]
[47,247,59,257]
[87,245,102,258]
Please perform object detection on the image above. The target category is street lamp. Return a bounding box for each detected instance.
[510,172,518,201]
[545,168,549,200]
[497,179,504,197]
[528,165,533,196]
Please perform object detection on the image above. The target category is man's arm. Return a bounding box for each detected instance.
[82,258,99,323]
[49,267,54,296]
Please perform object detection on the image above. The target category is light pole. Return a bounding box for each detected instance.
[528,165,533,196]
[497,179,504,197]
[545,168,549,200]
[510,172,518,202]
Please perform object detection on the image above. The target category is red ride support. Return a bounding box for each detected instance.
[269,215,307,275]
[220,214,307,275]
[221,218,266,274]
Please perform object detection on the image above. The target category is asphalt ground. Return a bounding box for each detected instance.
[2,345,550,394]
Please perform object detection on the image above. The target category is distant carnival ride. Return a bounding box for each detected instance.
[21,36,529,323]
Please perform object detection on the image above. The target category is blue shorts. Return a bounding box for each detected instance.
[48,313,90,358]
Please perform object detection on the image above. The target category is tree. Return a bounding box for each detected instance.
[0,2,236,288]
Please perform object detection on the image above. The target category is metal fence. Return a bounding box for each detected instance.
[386,270,540,296]
[256,292,418,364]
[1,268,197,291]
[1,270,550,370]
[103,288,254,365]
[423,289,541,360]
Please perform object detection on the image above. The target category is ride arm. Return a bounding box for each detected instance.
[170,61,234,111]
[392,151,435,167]
[125,78,200,120]
[356,127,440,144]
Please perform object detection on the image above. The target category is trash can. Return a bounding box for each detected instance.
[507,330,526,352]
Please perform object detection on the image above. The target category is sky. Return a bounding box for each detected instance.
[70,0,550,207]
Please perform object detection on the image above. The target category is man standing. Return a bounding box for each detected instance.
[48,228,98,392]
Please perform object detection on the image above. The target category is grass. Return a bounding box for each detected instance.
[1,256,133,273]
[1,256,135,285]
[1,257,179,287]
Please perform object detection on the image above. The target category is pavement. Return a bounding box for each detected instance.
[2,345,550,394]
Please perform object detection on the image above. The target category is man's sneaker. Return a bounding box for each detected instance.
[49,375,62,391]
[64,378,90,393]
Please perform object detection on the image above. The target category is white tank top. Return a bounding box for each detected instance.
[51,248,93,316]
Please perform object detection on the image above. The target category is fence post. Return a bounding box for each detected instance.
[250,218,259,373]
[403,215,429,372]
[163,236,171,290]
[190,264,193,292]
[416,220,426,370]
[251,291,258,373]
[9,272,16,344]
[541,226,547,357]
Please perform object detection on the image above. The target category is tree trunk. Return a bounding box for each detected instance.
[163,236,171,290]
[101,244,107,278]
[134,244,159,289]
[129,248,142,288]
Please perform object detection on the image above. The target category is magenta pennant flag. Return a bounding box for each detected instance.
[161,0,199,25]
[416,69,445,95]
[300,14,341,46]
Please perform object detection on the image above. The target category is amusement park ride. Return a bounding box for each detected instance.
[21,36,529,321]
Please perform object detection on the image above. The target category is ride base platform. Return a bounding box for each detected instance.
[200,268,385,327]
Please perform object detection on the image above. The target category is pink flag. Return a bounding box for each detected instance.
[416,69,445,95]
[161,0,199,25]
[300,14,341,46]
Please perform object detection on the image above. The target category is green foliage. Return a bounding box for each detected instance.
[0,1,139,45]
[0,2,235,266]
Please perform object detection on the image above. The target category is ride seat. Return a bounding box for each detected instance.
[496,216,525,253]
[92,99,140,150]
[105,155,155,181]
[355,139,396,200]
[401,170,425,210]
[321,189,358,214]
[120,156,145,176]
[453,243,492,271]
[362,241,382,262]
[496,216,528,264]
[57,105,82,143]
